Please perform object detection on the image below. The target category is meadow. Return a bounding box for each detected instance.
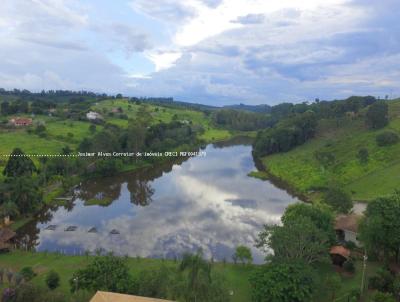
[260,100,400,202]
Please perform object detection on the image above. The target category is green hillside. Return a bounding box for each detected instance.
[260,100,400,202]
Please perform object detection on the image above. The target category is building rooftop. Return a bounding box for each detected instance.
[90,291,174,302]
[335,214,360,233]
[330,245,351,259]
[0,228,16,243]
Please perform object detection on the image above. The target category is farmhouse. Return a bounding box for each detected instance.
[86,111,103,121]
[9,117,33,126]
[335,214,361,247]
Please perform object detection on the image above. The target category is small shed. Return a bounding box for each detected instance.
[330,245,351,266]
[335,214,361,246]
[0,228,16,253]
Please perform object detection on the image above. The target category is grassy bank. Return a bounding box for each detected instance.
[0,251,253,302]
[259,100,400,202]
[0,251,382,302]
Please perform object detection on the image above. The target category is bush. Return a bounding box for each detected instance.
[368,268,394,292]
[45,270,60,290]
[376,131,399,146]
[20,267,36,281]
[343,259,355,273]
[372,291,395,302]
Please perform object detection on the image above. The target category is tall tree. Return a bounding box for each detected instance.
[359,193,400,262]
[3,148,36,177]
[366,101,389,129]
[249,260,315,302]
[282,203,336,244]
[256,216,330,264]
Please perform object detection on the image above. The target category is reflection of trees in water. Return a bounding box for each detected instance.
[77,179,122,204]
[128,178,154,206]
[212,136,253,149]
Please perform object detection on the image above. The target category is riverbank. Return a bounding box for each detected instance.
[9,131,255,231]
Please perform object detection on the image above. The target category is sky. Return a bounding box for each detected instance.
[0,0,399,105]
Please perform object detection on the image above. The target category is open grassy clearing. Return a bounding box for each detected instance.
[0,251,382,302]
[261,100,400,201]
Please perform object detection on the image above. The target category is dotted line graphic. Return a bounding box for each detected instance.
[0,154,79,157]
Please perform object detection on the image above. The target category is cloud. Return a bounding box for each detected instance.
[232,13,266,24]
[1,0,400,104]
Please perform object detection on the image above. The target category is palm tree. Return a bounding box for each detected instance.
[179,251,211,302]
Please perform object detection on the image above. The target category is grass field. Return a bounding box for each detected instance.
[0,251,382,302]
[261,100,400,202]
[0,251,253,302]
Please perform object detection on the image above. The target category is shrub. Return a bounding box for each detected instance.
[376,131,399,146]
[20,266,36,281]
[343,259,355,273]
[372,291,395,302]
[45,270,60,290]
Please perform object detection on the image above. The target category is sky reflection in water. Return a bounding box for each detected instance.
[21,144,298,263]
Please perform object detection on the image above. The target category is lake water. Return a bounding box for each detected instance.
[17,141,299,263]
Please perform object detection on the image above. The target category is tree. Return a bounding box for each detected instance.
[256,216,330,264]
[3,148,36,177]
[19,267,36,281]
[232,246,253,265]
[282,203,336,244]
[175,252,229,302]
[325,274,341,301]
[376,131,399,147]
[137,266,172,299]
[249,261,315,302]
[127,120,146,157]
[0,202,19,222]
[372,291,396,302]
[357,148,369,164]
[46,270,60,290]
[70,254,134,294]
[366,101,389,129]
[6,177,42,215]
[359,193,400,262]
[324,186,352,214]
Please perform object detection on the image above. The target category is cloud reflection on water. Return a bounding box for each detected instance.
[32,144,298,263]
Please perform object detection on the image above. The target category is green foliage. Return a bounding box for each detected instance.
[324,186,352,214]
[137,266,173,299]
[368,267,394,293]
[19,266,36,281]
[46,270,60,290]
[256,216,330,264]
[249,261,315,302]
[3,148,36,177]
[70,254,135,294]
[282,203,336,244]
[232,246,253,265]
[174,252,230,302]
[366,101,389,129]
[253,111,317,157]
[359,193,400,261]
[343,259,356,273]
[376,131,399,146]
[357,147,369,164]
[0,176,42,215]
[324,274,341,301]
[211,109,274,131]
[371,291,395,302]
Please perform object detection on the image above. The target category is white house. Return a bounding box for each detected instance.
[86,111,103,121]
[335,214,361,247]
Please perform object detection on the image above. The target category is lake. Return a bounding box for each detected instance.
[17,141,299,263]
